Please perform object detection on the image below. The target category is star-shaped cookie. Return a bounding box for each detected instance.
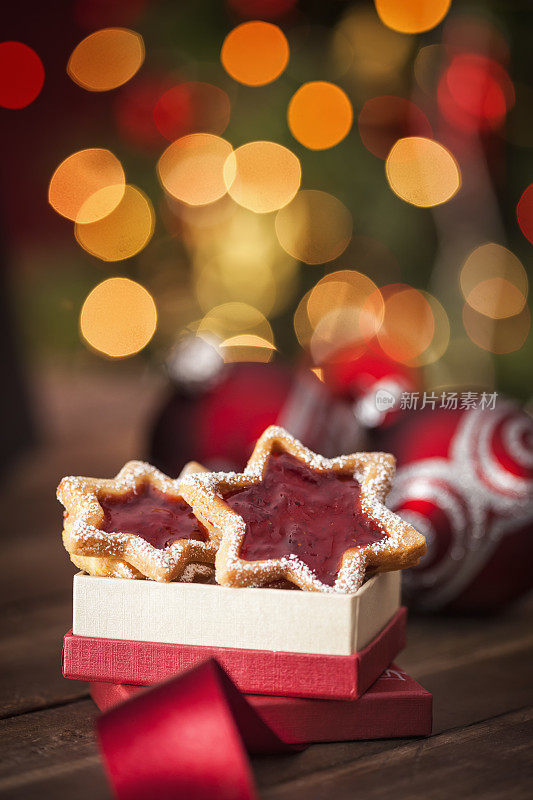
[57,460,216,581]
[180,426,426,593]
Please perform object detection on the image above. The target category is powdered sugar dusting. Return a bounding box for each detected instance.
[58,430,424,590]
[58,461,217,582]
[181,425,423,593]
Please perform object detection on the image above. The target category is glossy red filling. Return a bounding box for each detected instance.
[224,451,386,586]
[100,484,207,549]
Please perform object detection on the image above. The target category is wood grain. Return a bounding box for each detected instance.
[260,707,533,800]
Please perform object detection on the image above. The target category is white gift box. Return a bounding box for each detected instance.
[72,569,400,657]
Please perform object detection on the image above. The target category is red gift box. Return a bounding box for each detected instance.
[63,607,406,701]
[90,663,432,743]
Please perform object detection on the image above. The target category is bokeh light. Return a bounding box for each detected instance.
[166,332,223,387]
[153,82,231,141]
[411,292,450,366]
[370,284,436,364]
[310,309,364,364]
[442,14,510,65]
[10,2,531,415]
[165,193,237,235]
[220,334,276,363]
[80,277,157,357]
[136,240,195,345]
[385,137,461,207]
[463,303,530,354]
[0,41,44,109]
[466,279,526,320]
[189,206,298,317]
[517,184,533,245]
[307,270,383,363]
[197,302,273,344]
[414,44,446,95]
[306,271,380,330]
[288,81,353,150]
[223,141,301,213]
[358,96,432,159]
[158,134,233,206]
[48,148,125,224]
[221,21,289,86]
[75,185,154,261]
[460,243,528,319]
[67,28,144,91]
[438,54,515,132]
[195,258,276,318]
[375,0,452,34]
[293,289,313,348]
[275,190,353,264]
[333,8,413,92]
[115,75,171,150]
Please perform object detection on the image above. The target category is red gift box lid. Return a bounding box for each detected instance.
[90,663,432,744]
[63,607,407,701]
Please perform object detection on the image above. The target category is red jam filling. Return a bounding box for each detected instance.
[100,484,207,549]
[224,451,386,586]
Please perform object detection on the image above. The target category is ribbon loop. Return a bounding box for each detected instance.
[97,658,302,800]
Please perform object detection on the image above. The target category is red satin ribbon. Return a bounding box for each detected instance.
[96,658,303,800]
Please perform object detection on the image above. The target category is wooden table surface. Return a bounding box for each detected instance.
[1,369,532,799]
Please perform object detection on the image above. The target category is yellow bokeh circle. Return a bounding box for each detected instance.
[68,28,145,92]
[80,277,157,358]
[307,271,383,362]
[375,286,436,364]
[75,185,154,261]
[466,278,526,320]
[158,134,233,206]
[223,141,301,213]
[189,206,298,317]
[293,289,314,348]
[385,136,461,207]
[197,302,273,344]
[307,271,380,330]
[463,303,530,354]
[275,190,353,264]
[220,334,276,364]
[460,243,528,319]
[48,148,125,224]
[409,291,450,366]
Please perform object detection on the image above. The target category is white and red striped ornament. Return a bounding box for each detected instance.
[385,401,533,612]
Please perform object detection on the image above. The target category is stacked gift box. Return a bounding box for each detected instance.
[62,568,432,743]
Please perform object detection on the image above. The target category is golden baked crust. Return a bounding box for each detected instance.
[180,426,426,593]
[57,460,215,582]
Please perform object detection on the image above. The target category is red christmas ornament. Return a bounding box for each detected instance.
[383,401,533,612]
[322,343,420,430]
[149,360,293,474]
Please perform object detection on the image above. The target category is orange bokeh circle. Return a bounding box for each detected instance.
[221,21,289,86]
[288,81,353,150]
